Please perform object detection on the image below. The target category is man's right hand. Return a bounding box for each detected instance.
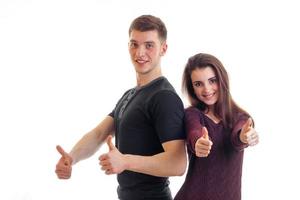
[55,145,73,179]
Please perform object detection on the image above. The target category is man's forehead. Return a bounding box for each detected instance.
[129,30,160,41]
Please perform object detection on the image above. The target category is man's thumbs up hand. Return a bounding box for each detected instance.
[99,135,126,175]
[106,135,116,151]
[55,145,73,179]
[195,127,213,157]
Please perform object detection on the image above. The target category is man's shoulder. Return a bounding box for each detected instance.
[148,77,175,92]
[140,77,178,101]
[151,77,179,97]
[148,90,184,111]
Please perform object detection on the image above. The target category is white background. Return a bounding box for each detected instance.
[1,0,299,199]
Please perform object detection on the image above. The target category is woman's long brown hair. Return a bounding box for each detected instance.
[182,53,250,130]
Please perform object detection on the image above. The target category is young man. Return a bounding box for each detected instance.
[55,15,187,200]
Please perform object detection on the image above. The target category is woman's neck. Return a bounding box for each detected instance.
[205,106,221,124]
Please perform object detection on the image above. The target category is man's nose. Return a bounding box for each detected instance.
[136,46,146,57]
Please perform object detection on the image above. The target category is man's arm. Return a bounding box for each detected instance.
[55,116,114,179]
[69,116,115,164]
[99,139,187,177]
[125,139,187,177]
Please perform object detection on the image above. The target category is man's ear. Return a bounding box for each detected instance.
[160,42,168,56]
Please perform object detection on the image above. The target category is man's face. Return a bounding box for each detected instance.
[128,30,167,75]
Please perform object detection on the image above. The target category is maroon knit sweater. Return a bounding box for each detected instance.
[174,107,249,200]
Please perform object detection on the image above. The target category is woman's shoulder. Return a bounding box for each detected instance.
[234,110,251,124]
[185,106,199,112]
[185,106,206,117]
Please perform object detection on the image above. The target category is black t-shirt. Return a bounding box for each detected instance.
[109,77,185,200]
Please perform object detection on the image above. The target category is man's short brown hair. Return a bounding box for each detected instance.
[129,15,167,42]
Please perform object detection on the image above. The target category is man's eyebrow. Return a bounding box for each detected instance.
[129,40,155,43]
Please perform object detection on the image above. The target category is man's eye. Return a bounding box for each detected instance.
[130,43,138,48]
[146,43,154,49]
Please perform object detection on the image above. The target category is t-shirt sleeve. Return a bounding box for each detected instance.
[108,89,132,119]
[184,107,205,154]
[148,90,185,143]
[108,110,114,118]
[231,113,250,151]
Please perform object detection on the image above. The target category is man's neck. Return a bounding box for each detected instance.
[136,67,162,87]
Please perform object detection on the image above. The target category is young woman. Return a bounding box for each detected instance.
[174,53,259,200]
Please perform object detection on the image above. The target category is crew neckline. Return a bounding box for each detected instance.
[136,76,165,91]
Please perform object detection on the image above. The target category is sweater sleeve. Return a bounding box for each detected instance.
[231,114,250,151]
[185,107,204,154]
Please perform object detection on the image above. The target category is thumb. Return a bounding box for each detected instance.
[56,145,71,165]
[202,127,209,140]
[106,135,116,151]
[56,145,67,158]
[242,118,252,132]
[248,118,253,127]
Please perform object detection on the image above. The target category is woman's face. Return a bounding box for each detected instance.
[191,66,219,107]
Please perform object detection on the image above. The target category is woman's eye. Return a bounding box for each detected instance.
[194,82,202,87]
[210,78,217,84]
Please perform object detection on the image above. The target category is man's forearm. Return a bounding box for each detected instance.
[69,130,105,165]
[70,116,115,165]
